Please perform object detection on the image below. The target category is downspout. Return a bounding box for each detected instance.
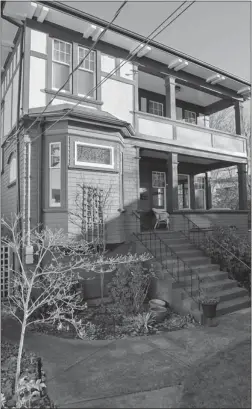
[38,119,45,234]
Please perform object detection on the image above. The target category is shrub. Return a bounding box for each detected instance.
[201,226,251,292]
[107,263,156,314]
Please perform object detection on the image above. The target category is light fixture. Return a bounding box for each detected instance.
[174,61,188,71]
[37,6,49,23]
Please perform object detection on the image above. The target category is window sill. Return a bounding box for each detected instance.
[8,180,16,188]
[43,88,103,107]
[42,208,68,213]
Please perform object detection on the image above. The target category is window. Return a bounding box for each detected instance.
[101,54,134,79]
[52,39,71,92]
[184,110,197,124]
[152,171,166,209]
[8,153,16,184]
[149,101,163,116]
[77,46,96,97]
[178,174,190,209]
[75,142,114,169]
[140,97,147,112]
[195,176,206,209]
[49,143,61,207]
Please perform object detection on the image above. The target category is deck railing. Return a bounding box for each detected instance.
[132,210,201,308]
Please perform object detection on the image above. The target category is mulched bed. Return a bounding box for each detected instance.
[28,304,199,341]
[1,340,55,408]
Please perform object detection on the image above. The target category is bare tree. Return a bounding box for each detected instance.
[210,107,251,209]
[1,214,151,393]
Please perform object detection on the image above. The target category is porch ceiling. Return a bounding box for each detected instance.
[140,148,235,173]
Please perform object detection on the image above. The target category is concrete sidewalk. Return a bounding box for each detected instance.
[2,308,251,408]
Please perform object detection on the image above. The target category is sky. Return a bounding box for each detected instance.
[63,0,251,82]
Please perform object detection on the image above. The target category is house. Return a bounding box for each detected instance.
[1,1,251,255]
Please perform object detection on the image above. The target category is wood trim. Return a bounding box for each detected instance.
[22,26,31,114]
[43,88,103,106]
[96,50,102,104]
[30,50,47,59]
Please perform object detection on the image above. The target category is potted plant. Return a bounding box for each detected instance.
[198,294,220,319]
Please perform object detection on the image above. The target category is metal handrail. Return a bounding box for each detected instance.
[132,210,201,307]
[181,214,251,272]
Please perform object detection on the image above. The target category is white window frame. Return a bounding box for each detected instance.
[149,100,164,117]
[49,142,61,207]
[75,141,114,169]
[9,154,17,184]
[77,46,96,97]
[152,171,166,210]
[184,110,197,124]
[178,174,190,210]
[52,39,72,93]
[194,176,206,209]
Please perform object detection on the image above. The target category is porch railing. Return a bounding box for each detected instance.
[181,214,251,288]
[132,210,201,308]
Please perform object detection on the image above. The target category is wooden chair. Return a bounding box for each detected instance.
[152,208,170,230]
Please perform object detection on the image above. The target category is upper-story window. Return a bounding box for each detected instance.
[149,101,164,117]
[52,39,72,92]
[101,53,134,80]
[184,110,196,124]
[78,46,96,97]
[8,153,17,185]
[49,142,61,207]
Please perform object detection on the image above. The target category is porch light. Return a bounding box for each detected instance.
[174,61,188,71]
[37,5,49,23]
[27,2,37,19]
[237,86,251,95]
[83,24,97,39]
[168,58,182,69]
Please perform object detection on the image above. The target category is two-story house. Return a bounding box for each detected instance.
[1,1,251,250]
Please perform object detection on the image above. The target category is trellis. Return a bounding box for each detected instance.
[1,245,10,299]
[81,186,105,249]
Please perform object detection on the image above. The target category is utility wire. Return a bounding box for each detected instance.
[19,0,128,137]
[30,0,195,145]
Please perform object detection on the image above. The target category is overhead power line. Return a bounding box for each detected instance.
[30,0,195,145]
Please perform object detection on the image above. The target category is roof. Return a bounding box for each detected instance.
[1,0,251,99]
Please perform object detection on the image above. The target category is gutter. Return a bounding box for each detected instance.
[39,0,250,87]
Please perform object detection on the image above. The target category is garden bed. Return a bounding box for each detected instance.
[1,340,55,408]
[28,303,199,341]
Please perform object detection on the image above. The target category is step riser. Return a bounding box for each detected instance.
[165,264,220,274]
[218,289,248,303]
[173,271,228,283]
[162,257,211,267]
[216,300,251,317]
[188,280,237,295]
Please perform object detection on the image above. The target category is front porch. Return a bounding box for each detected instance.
[136,148,248,233]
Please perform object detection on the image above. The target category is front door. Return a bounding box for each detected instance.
[151,171,166,210]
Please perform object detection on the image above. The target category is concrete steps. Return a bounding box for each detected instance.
[139,229,250,321]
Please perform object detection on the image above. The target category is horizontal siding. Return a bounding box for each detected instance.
[43,211,68,232]
[123,143,140,239]
[1,136,18,226]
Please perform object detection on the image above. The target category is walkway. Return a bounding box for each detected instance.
[2,308,251,408]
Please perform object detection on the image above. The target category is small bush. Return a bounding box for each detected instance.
[107,263,156,314]
[201,226,251,292]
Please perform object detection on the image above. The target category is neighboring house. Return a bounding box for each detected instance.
[1,1,251,252]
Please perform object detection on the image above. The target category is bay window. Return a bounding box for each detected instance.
[49,142,61,207]
[52,39,71,92]
[77,46,96,97]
